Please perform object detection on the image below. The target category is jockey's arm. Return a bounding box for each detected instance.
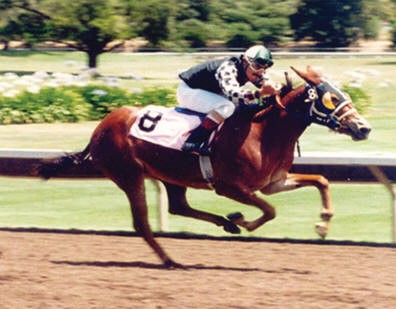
[215,60,280,106]
[215,60,262,105]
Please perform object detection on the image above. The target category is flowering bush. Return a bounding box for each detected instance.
[0,88,89,124]
[74,86,132,120]
[0,85,176,124]
[75,85,176,120]
[0,68,373,124]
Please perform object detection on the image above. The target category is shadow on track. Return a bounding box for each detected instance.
[51,260,315,274]
[51,260,261,272]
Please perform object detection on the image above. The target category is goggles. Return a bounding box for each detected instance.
[247,58,273,71]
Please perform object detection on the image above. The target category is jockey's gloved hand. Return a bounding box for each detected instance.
[260,94,277,109]
[238,100,263,113]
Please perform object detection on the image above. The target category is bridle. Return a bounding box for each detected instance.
[273,80,357,131]
[304,80,357,130]
[252,78,358,133]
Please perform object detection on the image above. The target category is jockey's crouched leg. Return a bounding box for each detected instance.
[182,116,218,155]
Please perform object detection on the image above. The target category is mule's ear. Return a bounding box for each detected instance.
[291,66,309,82]
[291,66,320,85]
[280,71,293,96]
[306,65,322,80]
[284,71,292,89]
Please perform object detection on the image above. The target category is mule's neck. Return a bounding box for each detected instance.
[216,85,310,158]
[278,83,310,134]
[280,83,309,114]
[258,84,310,154]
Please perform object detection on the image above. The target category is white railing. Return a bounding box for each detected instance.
[0,149,395,241]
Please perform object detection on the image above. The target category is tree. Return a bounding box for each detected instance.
[172,0,210,48]
[384,0,396,45]
[291,0,396,46]
[0,2,22,50]
[0,18,18,50]
[175,0,210,22]
[177,19,208,48]
[47,0,127,68]
[211,0,297,48]
[17,12,49,47]
[247,0,297,45]
[0,0,129,69]
[290,0,363,47]
[123,0,171,48]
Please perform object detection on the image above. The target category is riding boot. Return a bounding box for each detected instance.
[182,117,219,155]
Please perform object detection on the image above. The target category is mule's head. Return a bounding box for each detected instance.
[291,66,371,141]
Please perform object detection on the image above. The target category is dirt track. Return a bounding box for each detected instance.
[0,230,395,309]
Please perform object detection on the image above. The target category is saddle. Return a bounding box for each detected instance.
[129,105,208,151]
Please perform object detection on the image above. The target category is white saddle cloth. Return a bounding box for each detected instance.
[129,105,204,151]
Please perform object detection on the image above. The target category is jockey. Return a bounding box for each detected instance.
[177,44,280,155]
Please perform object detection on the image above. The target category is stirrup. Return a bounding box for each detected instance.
[182,141,212,156]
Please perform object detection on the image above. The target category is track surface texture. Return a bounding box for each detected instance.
[0,230,395,309]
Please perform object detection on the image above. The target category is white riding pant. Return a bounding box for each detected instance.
[176,81,235,124]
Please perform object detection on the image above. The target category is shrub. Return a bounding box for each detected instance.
[74,85,132,120]
[0,85,177,124]
[129,88,176,107]
[0,88,90,124]
[76,85,176,119]
[342,84,371,114]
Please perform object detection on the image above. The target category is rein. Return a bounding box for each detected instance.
[269,85,312,126]
[251,95,279,122]
[252,86,311,125]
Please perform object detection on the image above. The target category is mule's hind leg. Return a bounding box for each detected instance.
[163,182,240,234]
[89,106,182,268]
[215,183,276,232]
[111,172,183,268]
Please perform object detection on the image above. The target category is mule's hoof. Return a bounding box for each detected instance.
[315,222,328,240]
[227,212,244,222]
[223,222,241,234]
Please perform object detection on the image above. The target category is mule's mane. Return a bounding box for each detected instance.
[237,68,320,123]
[281,83,306,105]
[251,71,300,123]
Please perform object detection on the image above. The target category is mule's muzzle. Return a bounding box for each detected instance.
[347,117,371,141]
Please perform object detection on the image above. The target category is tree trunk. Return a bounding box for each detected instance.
[1,39,9,51]
[88,51,98,68]
[86,51,101,77]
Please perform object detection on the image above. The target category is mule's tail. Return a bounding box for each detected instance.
[37,144,92,179]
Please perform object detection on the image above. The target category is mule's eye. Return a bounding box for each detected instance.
[322,92,336,110]
[331,93,339,103]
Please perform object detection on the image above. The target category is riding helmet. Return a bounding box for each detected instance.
[244,45,274,68]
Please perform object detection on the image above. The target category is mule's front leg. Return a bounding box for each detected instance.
[215,183,276,232]
[289,174,333,239]
[261,173,334,239]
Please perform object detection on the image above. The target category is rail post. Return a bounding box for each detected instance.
[368,166,396,242]
[150,179,168,232]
